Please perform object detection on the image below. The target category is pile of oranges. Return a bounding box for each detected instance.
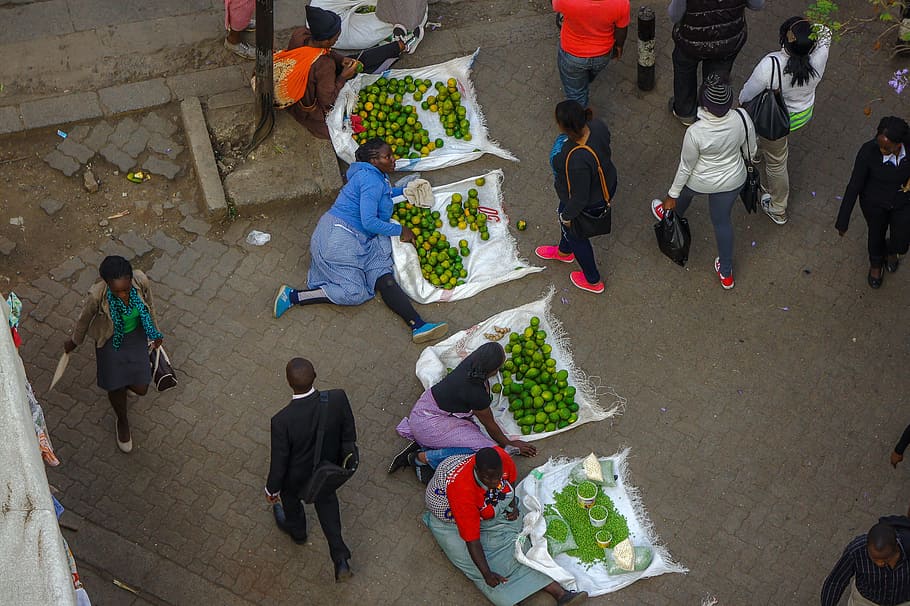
[423,78,472,141]
[445,178,490,241]
[393,202,467,290]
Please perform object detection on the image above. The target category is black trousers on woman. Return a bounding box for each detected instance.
[861,203,910,267]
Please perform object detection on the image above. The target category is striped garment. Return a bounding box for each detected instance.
[790,105,813,131]
[821,533,910,606]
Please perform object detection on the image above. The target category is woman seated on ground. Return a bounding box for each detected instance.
[389,343,537,483]
[423,447,587,606]
[273,138,447,344]
[281,5,422,139]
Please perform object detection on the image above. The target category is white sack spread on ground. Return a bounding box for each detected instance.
[516,451,687,596]
[414,289,623,441]
[392,170,542,303]
[310,1,427,51]
[328,50,518,171]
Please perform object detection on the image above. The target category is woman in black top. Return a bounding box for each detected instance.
[389,343,537,482]
[836,116,910,288]
[535,101,617,294]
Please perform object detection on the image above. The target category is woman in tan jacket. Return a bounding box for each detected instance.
[64,256,163,453]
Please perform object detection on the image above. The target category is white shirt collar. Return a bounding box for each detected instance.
[291,387,316,400]
[883,144,906,166]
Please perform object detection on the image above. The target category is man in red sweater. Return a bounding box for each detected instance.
[553,0,630,108]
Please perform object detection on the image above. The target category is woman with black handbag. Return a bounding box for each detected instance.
[652,74,756,290]
[739,17,831,225]
[535,101,617,294]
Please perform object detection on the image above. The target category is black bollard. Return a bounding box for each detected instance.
[637,6,656,91]
[246,0,275,154]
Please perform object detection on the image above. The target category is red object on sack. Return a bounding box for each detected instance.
[10,326,21,348]
[350,114,366,134]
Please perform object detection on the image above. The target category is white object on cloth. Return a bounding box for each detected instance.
[327,50,518,171]
[414,289,622,441]
[310,0,424,51]
[515,451,688,597]
[514,493,577,589]
[392,170,542,303]
[403,178,433,207]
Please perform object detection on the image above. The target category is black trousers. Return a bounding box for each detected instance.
[671,43,738,118]
[861,203,910,266]
[346,42,401,74]
[281,489,351,564]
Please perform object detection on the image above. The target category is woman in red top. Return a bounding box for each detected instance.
[423,447,587,605]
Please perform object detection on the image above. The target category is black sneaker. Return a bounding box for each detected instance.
[388,440,421,473]
[413,460,435,485]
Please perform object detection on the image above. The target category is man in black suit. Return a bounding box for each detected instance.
[265,358,357,582]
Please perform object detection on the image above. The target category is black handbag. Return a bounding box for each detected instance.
[741,55,790,141]
[654,210,691,267]
[149,345,177,392]
[301,392,359,504]
[564,143,613,239]
[735,109,760,214]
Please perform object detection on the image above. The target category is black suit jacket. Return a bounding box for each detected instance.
[266,389,357,497]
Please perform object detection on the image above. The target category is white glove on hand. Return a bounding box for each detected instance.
[404,179,434,208]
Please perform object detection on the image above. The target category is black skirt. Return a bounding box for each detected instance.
[96,329,151,391]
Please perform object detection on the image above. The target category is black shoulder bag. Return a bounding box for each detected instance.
[742,55,790,141]
[735,109,760,214]
[301,392,359,504]
[563,144,613,239]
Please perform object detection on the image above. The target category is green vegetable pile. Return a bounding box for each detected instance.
[545,483,630,565]
[577,481,596,499]
[545,518,569,543]
[490,316,579,435]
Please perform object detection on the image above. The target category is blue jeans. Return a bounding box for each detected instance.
[675,185,739,276]
[557,47,611,107]
[558,201,602,283]
[423,446,475,469]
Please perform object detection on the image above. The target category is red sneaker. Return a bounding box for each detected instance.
[570,271,605,294]
[714,257,734,290]
[651,199,665,221]
[535,245,575,263]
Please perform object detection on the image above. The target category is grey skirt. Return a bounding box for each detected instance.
[96,329,151,391]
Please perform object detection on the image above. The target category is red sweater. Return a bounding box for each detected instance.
[447,447,517,542]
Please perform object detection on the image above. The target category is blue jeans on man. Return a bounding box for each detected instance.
[557,46,612,107]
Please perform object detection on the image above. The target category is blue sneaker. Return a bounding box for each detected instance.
[412,321,448,344]
[273,285,294,319]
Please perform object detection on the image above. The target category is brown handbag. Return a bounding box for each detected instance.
[564,144,612,238]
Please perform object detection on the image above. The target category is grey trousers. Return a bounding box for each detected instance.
[675,185,741,276]
[376,0,427,29]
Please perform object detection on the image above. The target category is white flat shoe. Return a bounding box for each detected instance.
[115,419,133,453]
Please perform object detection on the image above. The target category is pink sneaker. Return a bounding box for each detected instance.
[651,199,665,221]
[714,257,734,290]
[535,245,575,263]
[570,271,605,293]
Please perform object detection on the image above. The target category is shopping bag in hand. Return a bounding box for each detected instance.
[654,211,691,267]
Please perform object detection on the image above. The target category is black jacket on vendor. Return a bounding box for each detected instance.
[673,0,749,59]
[552,119,618,222]
[835,139,910,232]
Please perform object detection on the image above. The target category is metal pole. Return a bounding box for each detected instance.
[246,0,275,155]
[637,6,656,91]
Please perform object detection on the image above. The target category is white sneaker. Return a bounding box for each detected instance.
[760,194,788,225]
[224,39,256,60]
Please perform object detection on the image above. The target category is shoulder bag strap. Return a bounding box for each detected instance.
[564,144,611,204]
[770,55,782,92]
[735,108,753,163]
[311,391,329,472]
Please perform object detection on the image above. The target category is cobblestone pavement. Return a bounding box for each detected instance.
[6,0,910,604]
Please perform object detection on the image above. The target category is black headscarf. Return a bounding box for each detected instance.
[305,5,342,41]
[431,343,506,414]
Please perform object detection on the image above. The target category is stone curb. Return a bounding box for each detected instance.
[1,66,250,135]
[180,96,227,217]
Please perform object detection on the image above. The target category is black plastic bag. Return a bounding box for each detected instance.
[654,211,691,267]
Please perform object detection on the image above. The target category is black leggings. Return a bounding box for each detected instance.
[347,42,401,74]
[375,273,422,327]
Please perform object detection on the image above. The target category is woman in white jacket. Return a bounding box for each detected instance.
[739,17,830,225]
[652,73,756,290]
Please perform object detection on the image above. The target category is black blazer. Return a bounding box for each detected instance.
[266,389,357,497]
[836,139,910,232]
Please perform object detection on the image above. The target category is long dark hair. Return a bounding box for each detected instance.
[779,17,818,87]
[555,100,593,140]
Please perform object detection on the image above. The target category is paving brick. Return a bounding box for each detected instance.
[165,66,247,101]
[43,149,80,176]
[148,230,184,256]
[57,137,95,164]
[107,117,138,150]
[97,239,134,260]
[82,121,114,152]
[142,155,181,179]
[138,111,178,137]
[49,257,84,281]
[99,143,136,172]
[122,126,150,158]
[117,231,153,257]
[39,198,65,216]
[147,132,183,160]
[98,78,172,115]
[19,92,102,130]
[66,124,92,141]
[0,105,24,135]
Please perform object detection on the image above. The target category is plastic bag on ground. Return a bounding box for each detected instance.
[327,50,518,171]
[544,512,578,556]
[568,458,616,487]
[604,546,655,575]
[392,170,542,303]
[414,289,621,441]
[515,451,687,596]
[653,209,690,267]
